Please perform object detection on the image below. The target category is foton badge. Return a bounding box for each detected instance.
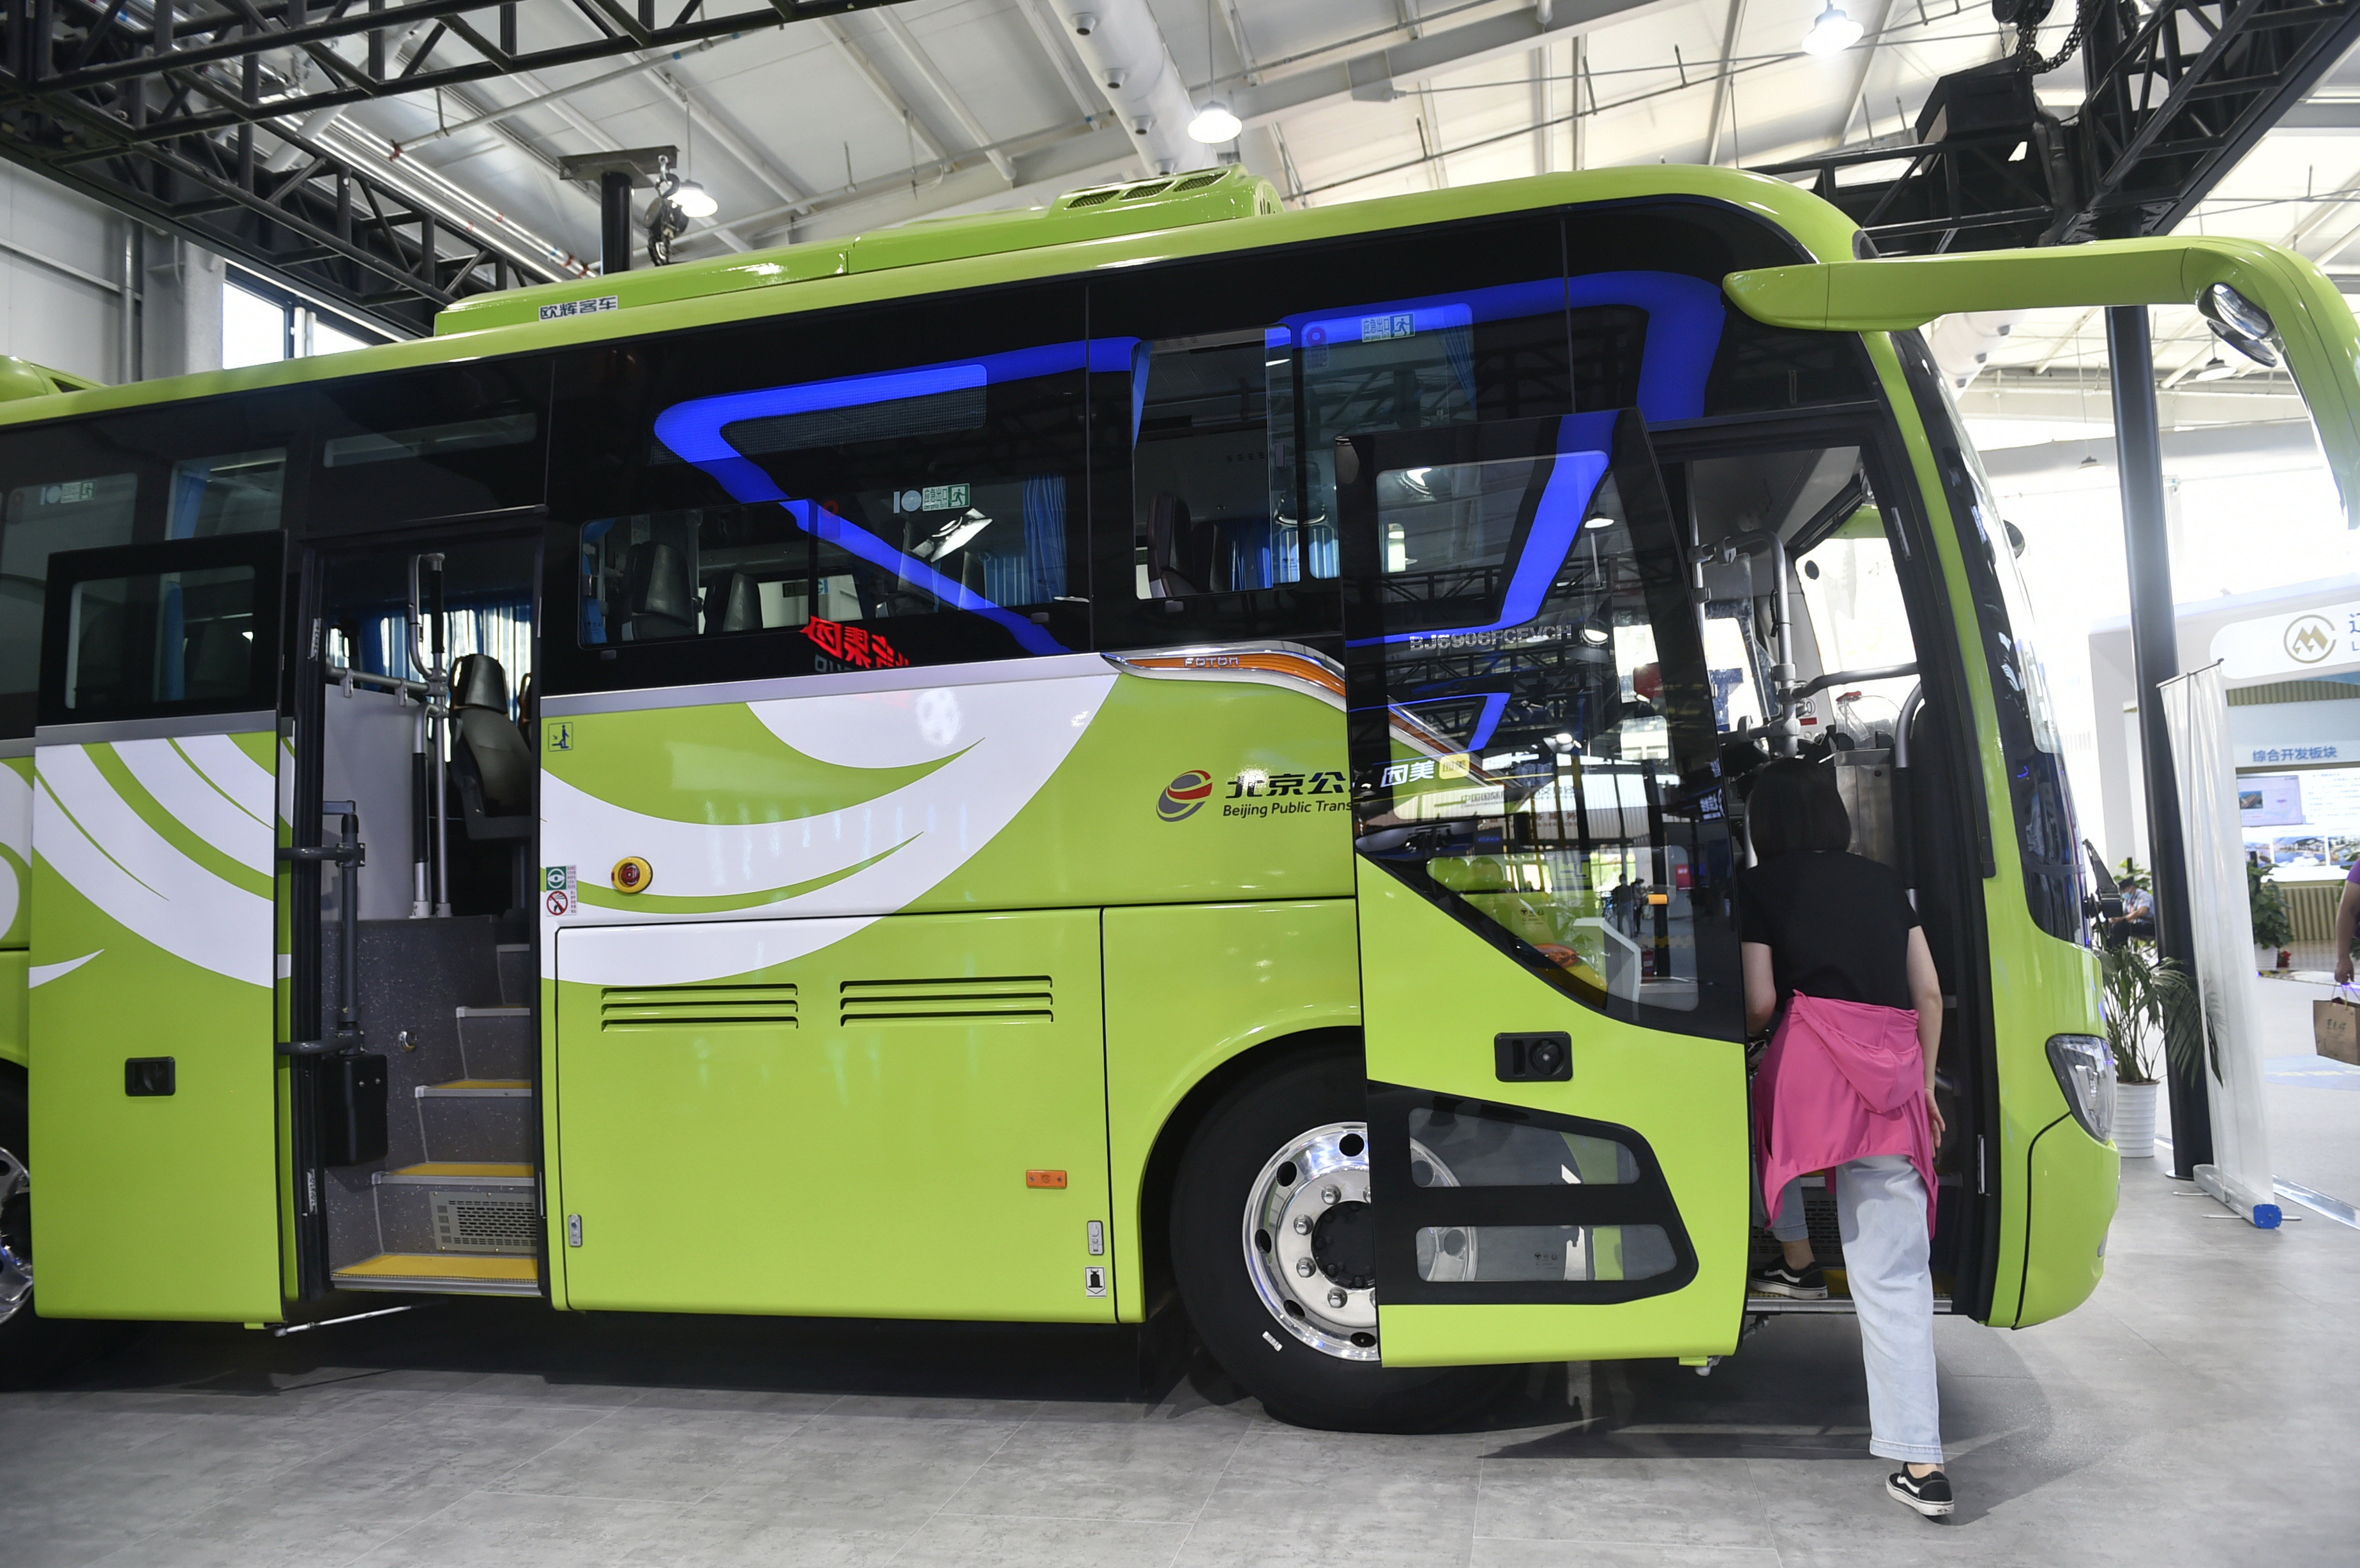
[610,857,653,894]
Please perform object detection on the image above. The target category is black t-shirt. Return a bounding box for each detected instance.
[1737,850,1919,1009]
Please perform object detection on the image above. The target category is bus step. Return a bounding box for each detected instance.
[495,944,532,1007]
[377,1161,536,1187]
[407,1084,534,1165]
[331,1253,541,1296]
[1746,1269,1958,1315]
[414,1080,531,1098]
[455,1006,533,1079]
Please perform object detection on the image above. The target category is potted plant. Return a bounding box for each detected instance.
[2248,859,2294,972]
[2098,943,2198,1159]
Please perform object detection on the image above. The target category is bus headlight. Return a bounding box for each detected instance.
[2045,1033,2115,1143]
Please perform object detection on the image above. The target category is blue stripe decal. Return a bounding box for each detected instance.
[651,338,1137,657]
[1469,691,1512,753]
[1350,410,1617,649]
[1568,271,1726,423]
[1276,272,1726,424]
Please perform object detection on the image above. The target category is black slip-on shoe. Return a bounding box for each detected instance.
[1887,1467,1955,1518]
[1748,1260,1828,1299]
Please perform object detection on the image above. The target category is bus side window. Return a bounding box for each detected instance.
[0,474,138,712]
[579,507,829,646]
[1132,330,1313,598]
[561,304,1093,679]
[1285,299,1638,549]
[1124,298,1630,605]
[166,450,285,538]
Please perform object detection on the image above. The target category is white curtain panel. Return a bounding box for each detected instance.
[2158,661,2281,1226]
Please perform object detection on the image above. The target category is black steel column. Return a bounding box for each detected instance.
[600,171,633,276]
[2108,303,2212,1175]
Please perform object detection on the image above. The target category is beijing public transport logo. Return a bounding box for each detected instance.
[1158,770,1216,822]
[1160,767,1350,821]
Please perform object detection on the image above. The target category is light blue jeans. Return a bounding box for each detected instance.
[1771,1155,1945,1465]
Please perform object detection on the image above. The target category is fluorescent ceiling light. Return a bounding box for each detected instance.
[1802,4,1865,54]
[1188,101,1242,143]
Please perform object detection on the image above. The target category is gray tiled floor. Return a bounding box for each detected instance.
[4,1157,2356,1568]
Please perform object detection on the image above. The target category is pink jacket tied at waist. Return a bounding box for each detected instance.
[1756,992,1937,1234]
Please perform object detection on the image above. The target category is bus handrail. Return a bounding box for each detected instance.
[1794,662,1919,702]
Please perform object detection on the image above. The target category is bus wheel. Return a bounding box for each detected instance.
[1169,1048,1518,1432]
[0,1063,136,1391]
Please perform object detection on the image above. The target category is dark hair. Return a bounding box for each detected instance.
[1745,758,1851,858]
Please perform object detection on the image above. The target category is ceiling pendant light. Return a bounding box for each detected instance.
[1188,0,1239,144]
[1188,100,1241,143]
[1801,3,1865,54]
[668,178,718,219]
[2193,351,2235,382]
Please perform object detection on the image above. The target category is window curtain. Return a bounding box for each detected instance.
[165,460,211,539]
[1022,474,1067,603]
[367,598,533,717]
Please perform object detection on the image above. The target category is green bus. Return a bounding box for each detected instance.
[2,165,2352,1428]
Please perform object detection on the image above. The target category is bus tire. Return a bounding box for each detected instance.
[0,1062,138,1391]
[1169,1045,1519,1432]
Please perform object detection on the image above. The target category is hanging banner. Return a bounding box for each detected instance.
[2158,662,2283,1228]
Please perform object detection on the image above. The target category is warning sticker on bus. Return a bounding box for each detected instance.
[543,864,578,917]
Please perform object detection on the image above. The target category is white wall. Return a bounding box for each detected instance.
[0,160,225,387]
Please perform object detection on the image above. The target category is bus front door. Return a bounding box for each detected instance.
[27,534,289,1321]
[1338,409,1751,1369]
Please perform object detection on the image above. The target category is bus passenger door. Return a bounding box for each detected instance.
[27,533,288,1320]
[1338,410,1751,1368]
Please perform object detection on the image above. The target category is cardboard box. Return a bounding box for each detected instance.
[2315,998,2360,1065]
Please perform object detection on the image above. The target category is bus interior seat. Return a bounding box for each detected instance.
[449,653,534,835]
[1144,493,1214,596]
[625,541,695,640]
[713,572,760,634]
[70,599,125,705]
[185,620,252,698]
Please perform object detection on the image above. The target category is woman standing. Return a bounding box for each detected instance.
[1738,758,1953,1519]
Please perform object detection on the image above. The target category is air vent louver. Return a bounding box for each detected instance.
[1169,172,1227,192]
[840,976,1053,1025]
[600,984,798,1030]
[431,1190,538,1253]
[1066,188,1120,207]
[1119,181,1174,201]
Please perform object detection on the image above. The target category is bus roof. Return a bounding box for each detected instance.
[0,165,1859,430]
[429,165,1287,335]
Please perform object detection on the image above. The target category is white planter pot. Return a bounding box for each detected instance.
[2115,1080,2160,1159]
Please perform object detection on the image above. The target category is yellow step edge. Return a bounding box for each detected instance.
[393,1161,535,1178]
[333,1253,538,1283]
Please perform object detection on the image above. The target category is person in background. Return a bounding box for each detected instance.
[2107,880,2156,949]
[2332,857,2360,986]
[1739,758,1953,1519]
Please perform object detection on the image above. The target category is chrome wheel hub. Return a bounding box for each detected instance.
[1241,1121,1462,1362]
[0,1142,29,1327]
